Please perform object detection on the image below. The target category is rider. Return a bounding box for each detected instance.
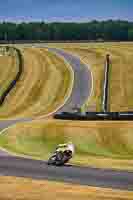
[56,141,75,158]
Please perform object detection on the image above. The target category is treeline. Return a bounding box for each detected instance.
[0,20,133,41]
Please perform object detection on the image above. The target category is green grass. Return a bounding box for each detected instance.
[1,120,133,170]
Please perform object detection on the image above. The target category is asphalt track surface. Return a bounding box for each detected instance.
[0,47,133,191]
[47,47,92,112]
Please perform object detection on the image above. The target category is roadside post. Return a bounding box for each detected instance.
[102,54,110,113]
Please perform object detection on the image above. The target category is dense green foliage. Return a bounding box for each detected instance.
[0,20,133,41]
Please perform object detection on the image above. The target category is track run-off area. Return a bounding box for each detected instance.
[0,46,133,191]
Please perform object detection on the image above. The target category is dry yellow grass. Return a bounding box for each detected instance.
[0,176,132,200]
[1,120,133,170]
[48,42,133,112]
[0,47,72,119]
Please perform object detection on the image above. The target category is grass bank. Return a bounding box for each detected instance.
[0,47,73,119]
[1,120,133,171]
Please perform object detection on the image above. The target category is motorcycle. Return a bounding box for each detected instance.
[47,149,72,166]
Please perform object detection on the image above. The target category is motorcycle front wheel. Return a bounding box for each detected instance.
[47,155,56,165]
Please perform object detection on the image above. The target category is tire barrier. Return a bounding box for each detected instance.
[0,46,23,105]
[102,54,110,112]
[54,111,133,121]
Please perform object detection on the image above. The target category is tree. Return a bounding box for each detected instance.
[128,29,133,41]
[0,20,132,41]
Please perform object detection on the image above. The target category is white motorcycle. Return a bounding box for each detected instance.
[48,149,72,166]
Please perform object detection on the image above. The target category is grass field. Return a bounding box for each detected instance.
[48,42,133,112]
[0,47,73,119]
[2,42,131,113]
[1,120,133,170]
[0,176,133,200]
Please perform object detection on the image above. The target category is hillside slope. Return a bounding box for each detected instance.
[1,120,133,170]
[0,48,72,119]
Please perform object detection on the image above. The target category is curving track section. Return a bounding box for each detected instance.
[47,47,92,112]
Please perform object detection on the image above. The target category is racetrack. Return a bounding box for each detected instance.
[0,47,133,191]
[0,156,133,191]
[0,47,93,185]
